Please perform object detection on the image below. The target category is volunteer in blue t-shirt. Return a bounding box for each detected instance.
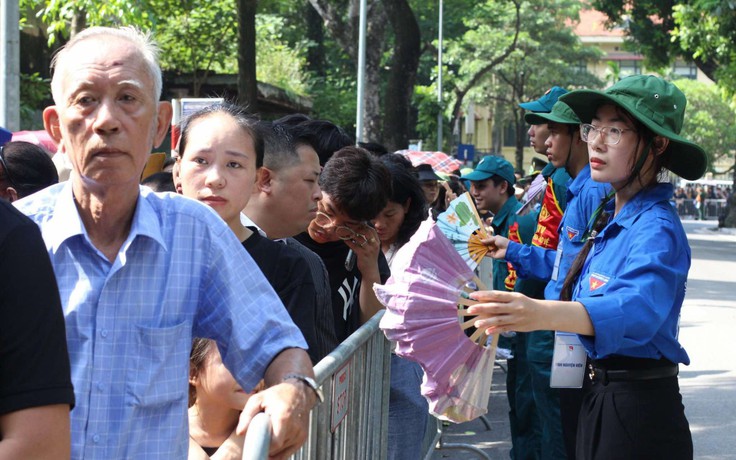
[469,75,706,460]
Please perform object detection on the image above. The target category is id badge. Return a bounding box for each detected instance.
[551,245,563,281]
[550,331,586,388]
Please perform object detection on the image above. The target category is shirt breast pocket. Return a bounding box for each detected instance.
[126,321,190,408]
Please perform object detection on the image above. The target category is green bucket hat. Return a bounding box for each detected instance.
[524,101,581,126]
[559,75,707,181]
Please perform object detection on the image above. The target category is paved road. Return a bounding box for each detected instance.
[679,220,736,460]
[430,219,736,459]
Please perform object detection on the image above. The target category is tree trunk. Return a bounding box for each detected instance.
[236,0,258,111]
[70,8,86,37]
[692,55,719,84]
[308,0,387,143]
[380,0,420,151]
[305,3,326,78]
[362,14,387,144]
[513,106,525,172]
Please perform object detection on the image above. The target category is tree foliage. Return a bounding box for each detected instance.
[23,0,167,44]
[19,0,613,164]
[255,15,309,96]
[591,0,736,226]
[20,0,309,99]
[433,0,602,167]
[674,78,736,175]
[672,1,736,94]
[157,1,238,96]
[307,0,388,143]
[592,0,680,74]
[445,0,521,132]
[19,73,50,130]
[591,0,736,94]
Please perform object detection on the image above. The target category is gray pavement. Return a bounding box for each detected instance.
[429,219,736,459]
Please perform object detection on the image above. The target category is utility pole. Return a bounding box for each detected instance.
[355,0,367,144]
[436,0,443,151]
[0,0,20,130]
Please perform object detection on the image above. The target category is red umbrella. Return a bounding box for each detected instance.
[396,149,464,174]
[12,130,58,154]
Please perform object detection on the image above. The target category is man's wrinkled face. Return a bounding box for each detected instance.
[44,37,168,189]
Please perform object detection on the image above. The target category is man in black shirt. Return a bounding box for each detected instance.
[0,198,75,457]
[295,147,392,341]
[244,122,339,359]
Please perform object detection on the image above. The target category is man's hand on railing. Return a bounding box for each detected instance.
[238,380,314,460]
[236,348,318,460]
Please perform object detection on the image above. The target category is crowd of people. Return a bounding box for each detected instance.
[0,24,708,460]
[673,183,732,220]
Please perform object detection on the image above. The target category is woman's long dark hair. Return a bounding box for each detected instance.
[380,154,428,248]
[560,203,610,301]
[559,105,666,301]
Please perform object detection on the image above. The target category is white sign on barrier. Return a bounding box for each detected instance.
[330,361,350,432]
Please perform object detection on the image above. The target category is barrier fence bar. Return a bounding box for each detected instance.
[675,198,727,220]
[295,310,390,460]
[242,413,271,460]
[242,311,391,459]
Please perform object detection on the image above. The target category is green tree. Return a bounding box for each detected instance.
[20,73,50,130]
[442,0,602,170]
[156,1,238,97]
[20,1,309,104]
[446,0,521,145]
[495,0,602,170]
[593,0,736,225]
[23,0,238,98]
[24,0,156,44]
[591,0,683,75]
[255,15,308,96]
[674,78,736,176]
[307,0,388,143]
[382,0,422,151]
[592,1,736,92]
[672,2,736,94]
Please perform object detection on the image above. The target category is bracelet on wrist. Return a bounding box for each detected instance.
[282,373,324,403]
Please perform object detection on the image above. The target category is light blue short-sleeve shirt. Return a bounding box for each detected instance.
[16,182,307,459]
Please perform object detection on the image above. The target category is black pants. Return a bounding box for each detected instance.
[559,372,592,460]
[576,373,692,460]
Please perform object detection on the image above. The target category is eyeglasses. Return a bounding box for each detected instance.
[580,123,634,146]
[314,211,368,245]
[0,145,19,189]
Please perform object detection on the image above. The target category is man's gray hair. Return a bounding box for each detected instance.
[50,26,163,104]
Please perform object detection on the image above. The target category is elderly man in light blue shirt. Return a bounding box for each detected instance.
[15,26,318,460]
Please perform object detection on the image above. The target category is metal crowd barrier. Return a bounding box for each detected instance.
[675,198,727,219]
[296,310,391,459]
[242,413,271,460]
[243,310,391,460]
